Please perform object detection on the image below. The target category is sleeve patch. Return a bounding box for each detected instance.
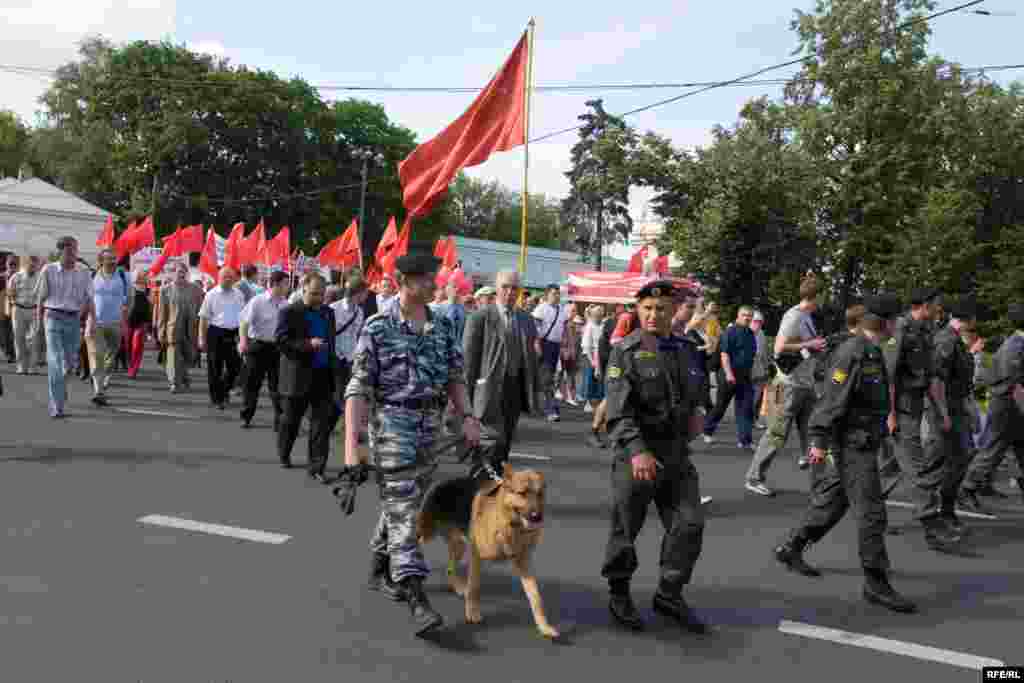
[634,351,657,360]
[607,366,622,379]
[832,369,848,384]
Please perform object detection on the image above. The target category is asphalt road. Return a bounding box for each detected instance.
[1,357,1022,682]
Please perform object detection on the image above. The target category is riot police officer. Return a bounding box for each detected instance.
[774,294,917,614]
[923,297,978,547]
[959,303,1024,505]
[601,281,707,633]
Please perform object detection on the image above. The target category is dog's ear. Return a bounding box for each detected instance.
[502,462,513,478]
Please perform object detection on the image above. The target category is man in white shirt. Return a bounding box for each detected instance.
[198,267,246,409]
[239,270,289,430]
[531,284,568,422]
[85,248,129,406]
[8,254,42,374]
[330,273,368,403]
[35,236,95,418]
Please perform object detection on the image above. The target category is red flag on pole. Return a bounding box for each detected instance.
[652,255,669,274]
[319,220,361,269]
[223,222,245,271]
[264,226,291,267]
[441,238,459,270]
[398,32,528,218]
[375,217,399,265]
[149,227,183,277]
[97,215,115,248]
[240,220,267,265]
[380,218,411,275]
[627,246,648,273]
[164,224,204,253]
[199,228,220,284]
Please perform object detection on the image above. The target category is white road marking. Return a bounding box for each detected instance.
[509,452,551,461]
[778,620,1004,670]
[885,500,998,520]
[138,515,291,544]
[114,408,195,419]
[701,496,713,505]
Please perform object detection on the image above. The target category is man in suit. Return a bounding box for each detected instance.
[275,271,341,481]
[463,269,542,475]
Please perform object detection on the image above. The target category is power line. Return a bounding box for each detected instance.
[530,0,989,142]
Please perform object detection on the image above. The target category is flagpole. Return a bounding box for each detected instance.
[518,19,535,277]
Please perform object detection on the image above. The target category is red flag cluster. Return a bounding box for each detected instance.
[626,245,669,275]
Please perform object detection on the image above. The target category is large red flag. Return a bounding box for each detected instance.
[134,216,155,249]
[319,220,362,269]
[114,216,154,259]
[441,238,459,270]
[239,220,267,265]
[199,227,220,284]
[627,246,648,273]
[398,31,528,218]
[433,236,450,258]
[264,226,291,267]
[97,215,115,248]
[164,224,204,253]
[223,222,246,271]
[149,227,183,277]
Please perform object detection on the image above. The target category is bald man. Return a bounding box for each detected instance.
[198,267,246,408]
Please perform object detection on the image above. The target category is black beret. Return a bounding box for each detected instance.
[1009,303,1024,327]
[950,296,978,320]
[394,242,442,276]
[865,293,902,319]
[910,287,940,305]
[636,280,676,301]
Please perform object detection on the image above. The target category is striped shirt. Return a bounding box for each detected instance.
[36,262,94,314]
[8,270,41,308]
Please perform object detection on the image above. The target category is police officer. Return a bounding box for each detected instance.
[959,303,1024,506]
[774,294,916,613]
[601,281,707,633]
[922,297,978,547]
[337,243,481,637]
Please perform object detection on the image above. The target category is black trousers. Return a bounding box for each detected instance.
[922,407,971,519]
[206,325,241,405]
[602,443,705,589]
[278,373,341,473]
[792,444,889,570]
[473,372,524,479]
[241,341,281,423]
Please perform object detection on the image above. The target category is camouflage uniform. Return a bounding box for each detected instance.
[345,304,465,583]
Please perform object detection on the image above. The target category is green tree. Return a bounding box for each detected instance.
[563,99,637,270]
[0,110,31,178]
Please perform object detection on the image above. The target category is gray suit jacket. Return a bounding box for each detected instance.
[463,303,541,426]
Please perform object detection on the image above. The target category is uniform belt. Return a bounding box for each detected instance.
[14,303,35,310]
[45,308,78,316]
[381,397,445,410]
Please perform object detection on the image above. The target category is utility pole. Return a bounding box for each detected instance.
[358,156,368,271]
[594,204,603,272]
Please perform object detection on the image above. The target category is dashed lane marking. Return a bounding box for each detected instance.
[113,408,196,419]
[885,500,998,520]
[138,515,291,544]
[778,620,1004,670]
[509,452,552,461]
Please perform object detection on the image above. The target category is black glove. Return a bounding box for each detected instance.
[332,464,371,515]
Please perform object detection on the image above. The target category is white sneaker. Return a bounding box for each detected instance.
[703,435,715,444]
[547,414,560,423]
[103,376,111,389]
[745,480,774,497]
[555,390,564,401]
[583,403,594,414]
[566,398,580,408]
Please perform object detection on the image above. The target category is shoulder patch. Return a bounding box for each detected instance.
[887,337,897,346]
[832,368,848,385]
[634,351,657,360]
[607,366,622,379]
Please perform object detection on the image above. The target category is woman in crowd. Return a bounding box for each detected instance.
[580,304,606,414]
[125,268,153,378]
[558,303,584,407]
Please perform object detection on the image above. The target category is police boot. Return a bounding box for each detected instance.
[401,577,444,636]
[956,490,993,518]
[862,568,917,613]
[587,429,608,449]
[923,518,962,553]
[773,533,822,577]
[367,553,406,602]
[652,580,709,634]
[607,581,644,631]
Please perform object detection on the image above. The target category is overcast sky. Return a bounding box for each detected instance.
[2,0,1021,228]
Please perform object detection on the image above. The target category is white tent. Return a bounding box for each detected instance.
[0,177,109,263]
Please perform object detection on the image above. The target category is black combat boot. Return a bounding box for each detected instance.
[608,580,644,631]
[956,490,992,518]
[652,579,709,634]
[401,577,444,636]
[367,553,406,601]
[922,518,961,553]
[863,568,917,613]
[774,533,822,577]
[587,429,608,449]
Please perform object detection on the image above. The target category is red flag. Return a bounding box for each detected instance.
[652,255,669,274]
[149,227,183,277]
[380,218,411,275]
[264,226,291,267]
[365,261,383,287]
[223,222,246,271]
[134,216,155,250]
[239,220,267,265]
[433,236,450,258]
[435,265,452,289]
[96,215,115,248]
[450,267,472,296]
[627,246,648,273]
[164,224,204,253]
[398,32,528,218]
[319,220,361,269]
[375,217,399,265]
[199,227,220,284]
[114,217,154,259]
[441,238,459,270]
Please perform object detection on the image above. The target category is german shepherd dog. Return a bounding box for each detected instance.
[416,463,560,638]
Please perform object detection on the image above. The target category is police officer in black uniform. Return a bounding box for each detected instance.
[923,297,978,547]
[774,293,916,613]
[601,281,707,633]
[959,303,1024,505]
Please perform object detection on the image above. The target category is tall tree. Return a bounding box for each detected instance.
[0,110,31,178]
[562,99,636,270]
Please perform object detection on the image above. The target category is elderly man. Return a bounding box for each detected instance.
[330,272,368,403]
[341,244,479,637]
[85,248,130,406]
[198,267,246,409]
[0,254,17,362]
[159,262,201,393]
[8,254,42,374]
[474,286,496,307]
[239,270,290,430]
[35,237,95,418]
